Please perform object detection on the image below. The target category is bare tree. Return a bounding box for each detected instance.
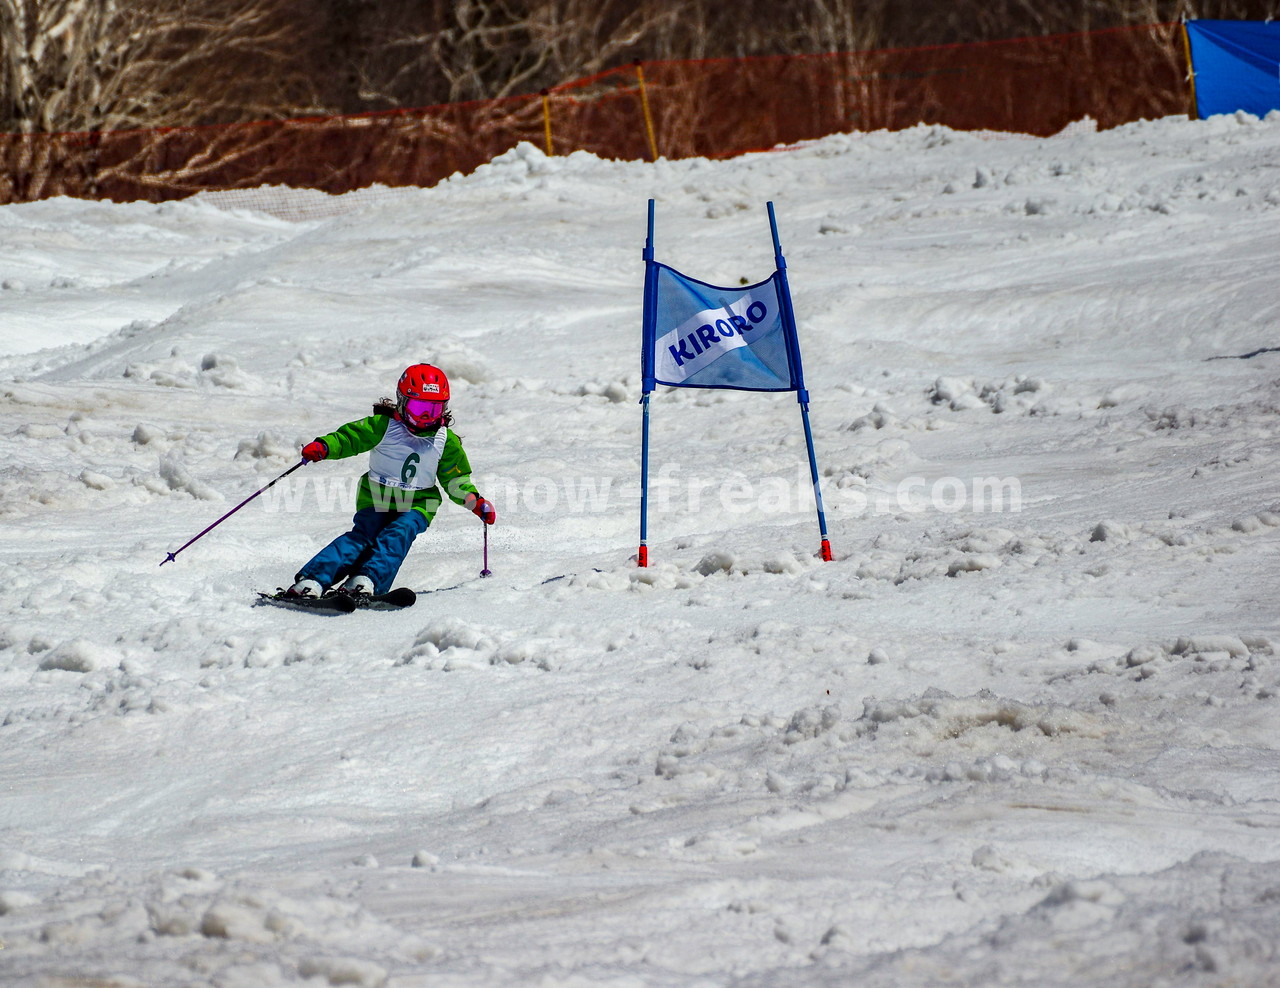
[332,0,677,110]
[7,0,1280,134]
[320,0,897,114]
[876,0,1280,47]
[0,0,327,134]
[1,0,119,133]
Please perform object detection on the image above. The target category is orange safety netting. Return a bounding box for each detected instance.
[0,23,1188,206]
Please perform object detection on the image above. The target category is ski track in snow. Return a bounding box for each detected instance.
[1,114,1280,986]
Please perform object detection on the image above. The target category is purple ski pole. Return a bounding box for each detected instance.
[480,522,492,578]
[160,459,308,566]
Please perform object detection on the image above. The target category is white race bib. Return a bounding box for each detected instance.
[367,420,448,491]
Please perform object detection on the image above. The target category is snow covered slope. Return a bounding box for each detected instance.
[2,111,1279,987]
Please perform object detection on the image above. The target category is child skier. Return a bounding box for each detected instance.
[286,363,495,598]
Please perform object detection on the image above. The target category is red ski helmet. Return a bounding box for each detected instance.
[396,364,450,432]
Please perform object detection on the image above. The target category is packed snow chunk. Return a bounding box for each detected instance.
[867,644,905,666]
[1231,510,1280,534]
[432,346,491,386]
[198,352,255,389]
[1172,635,1250,659]
[694,551,807,577]
[1097,384,1148,408]
[200,899,276,944]
[695,551,738,576]
[1125,643,1168,667]
[846,401,899,432]
[956,528,1018,554]
[972,844,1017,873]
[1046,880,1127,911]
[297,957,388,988]
[213,963,290,988]
[399,618,496,667]
[38,638,122,673]
[149,898,205,937]
[1240,636,1276,655]
[78,468,115,490]
[928,376,974,406]
[131,423,164,446]
[244,637,342,669]
[472,140,557,181]
[158,453,222,500]
[929,375,992,411]
[0,889,39,914]
[15,422,64,440]
[784,704,841,743]
[762,552,807,575]
[926,754,1038,783]
[1146,405,1204,430]
[493,641,542,666]
[576,377,636,403]
[235,430,297,462]
[859,691,1104,740]
[412,619,492,652]
[124,353,198,388]
[947,553,1002,576]
[1035,878,1126,931]
[629,563,701,591]
[566,567,631,591]
[123,350,258,390]
[1090,520,1136,543]
[812,923,859,961]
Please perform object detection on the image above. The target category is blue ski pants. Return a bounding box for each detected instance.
[296,507,428,594]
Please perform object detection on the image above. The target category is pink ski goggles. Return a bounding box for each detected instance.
[403,397,446,421]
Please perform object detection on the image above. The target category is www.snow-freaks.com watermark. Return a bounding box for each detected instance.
[259,466,1022,517]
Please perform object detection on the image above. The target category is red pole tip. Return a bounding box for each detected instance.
[637,545,649,568]
[819,539,832,562]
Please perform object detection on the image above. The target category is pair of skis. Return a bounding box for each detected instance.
[258,566,597,614]
[256,586,417,614]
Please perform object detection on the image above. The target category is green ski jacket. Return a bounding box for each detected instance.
[316,413,478,522]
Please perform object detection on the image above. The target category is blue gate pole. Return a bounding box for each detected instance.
[768,201,832,561]
[638,199,657,567]
[639,395,651,567]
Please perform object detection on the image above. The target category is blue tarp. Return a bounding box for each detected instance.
[1186,20,1280,118]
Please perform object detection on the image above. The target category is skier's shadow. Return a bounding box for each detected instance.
[1205,346,1280,361]
[416,569,602,594]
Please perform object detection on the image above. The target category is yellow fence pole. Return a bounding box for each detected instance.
[635,61,659,161]
[540,89,554,155]
[1181,20,1199,122]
